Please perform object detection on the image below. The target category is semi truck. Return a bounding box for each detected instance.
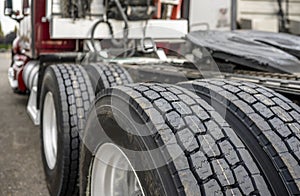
[4,0,300,195]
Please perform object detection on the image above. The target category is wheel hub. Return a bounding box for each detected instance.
[43,92,58,170]
[91,143,145,196]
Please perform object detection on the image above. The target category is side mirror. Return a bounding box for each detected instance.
[23,0,30,16]
[4,0,13,16]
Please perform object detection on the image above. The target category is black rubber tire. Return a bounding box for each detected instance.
[84,62,133,95]
[179,79,300,195]
[40,64,94,196]
[80,83,271,196]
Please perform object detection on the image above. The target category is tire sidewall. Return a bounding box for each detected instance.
[80,95,178,196]
[40,68,65,196]
[85,65,105,93]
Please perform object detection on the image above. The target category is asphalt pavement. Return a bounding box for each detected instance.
[0,52,49,196]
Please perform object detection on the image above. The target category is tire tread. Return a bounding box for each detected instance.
[105,83,271,195]
[49,64,94,195]
[180,79,300,194]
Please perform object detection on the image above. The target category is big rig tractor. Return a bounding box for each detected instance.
[4,0,300,195]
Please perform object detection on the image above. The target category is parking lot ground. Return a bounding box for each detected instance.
[0,53,49,196]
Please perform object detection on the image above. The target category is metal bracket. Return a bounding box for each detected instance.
[140,37,157,53]
[27,86,40,125]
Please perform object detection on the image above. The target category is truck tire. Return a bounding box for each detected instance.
[179,79,300,195]
[40,64,94,196]
[80,83,271,195]
[84,62,133,95]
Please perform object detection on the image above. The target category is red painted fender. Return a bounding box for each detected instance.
[11,54,29,93]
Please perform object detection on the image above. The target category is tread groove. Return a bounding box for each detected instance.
[180,79,300,195]
[95,83,272,195]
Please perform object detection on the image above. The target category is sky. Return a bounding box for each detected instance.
[0,1,21,35]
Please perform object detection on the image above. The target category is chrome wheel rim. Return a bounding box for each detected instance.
[91,143,145,196]
[43,92,58,170]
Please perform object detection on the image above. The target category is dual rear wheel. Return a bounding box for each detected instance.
[80,83,272,195]
[40,63,132,195]
[179,79,300,195]
[40,63,300,195]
